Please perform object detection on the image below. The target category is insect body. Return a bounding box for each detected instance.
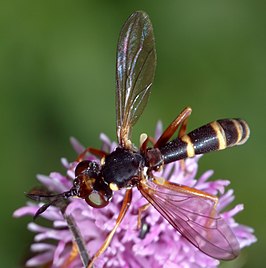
[27,11,250,267]
[148,118,250,166]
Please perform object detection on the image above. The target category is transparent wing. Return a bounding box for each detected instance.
[138,179,240,260]
[116,11,156,147]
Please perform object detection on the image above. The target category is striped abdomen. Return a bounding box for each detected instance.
[159,119,250,165]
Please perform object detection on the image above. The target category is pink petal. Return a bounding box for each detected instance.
[13,205,38,217]
[26,251,53,267]
[31,243,55,252]
[53,240,68,266]
[70,136,85,154]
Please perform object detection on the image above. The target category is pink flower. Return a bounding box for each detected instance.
[13,122,256,268]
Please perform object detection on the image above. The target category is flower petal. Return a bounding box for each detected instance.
[26,251,53,267]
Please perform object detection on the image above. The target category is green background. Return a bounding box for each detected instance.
[1,1,265,267]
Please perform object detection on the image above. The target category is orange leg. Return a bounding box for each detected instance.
[137,203,151,229]
[140,135,156,153]
[76,147,107,162]
[155,107,192,148]
[87,189,132,268]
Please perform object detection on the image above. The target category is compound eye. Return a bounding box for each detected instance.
[85,190,110,208]
[75,160,92,176]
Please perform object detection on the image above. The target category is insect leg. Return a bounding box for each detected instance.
[87,189,132,268]
[155,107,192,148]
[137,203,151,229]
[76,147,107,162]
[140,134,156,153]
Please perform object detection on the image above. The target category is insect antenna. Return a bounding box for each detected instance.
[26,188,77,220]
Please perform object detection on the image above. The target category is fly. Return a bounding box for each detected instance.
[27,11,250,267]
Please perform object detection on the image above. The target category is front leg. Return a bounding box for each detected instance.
[77,147,107,162]
[87,189,132,268]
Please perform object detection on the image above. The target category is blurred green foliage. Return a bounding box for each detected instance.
[1,1,265,267]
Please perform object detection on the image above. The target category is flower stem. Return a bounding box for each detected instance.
[65,213,92,268]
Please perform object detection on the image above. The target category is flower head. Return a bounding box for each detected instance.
[14,122,256,268]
